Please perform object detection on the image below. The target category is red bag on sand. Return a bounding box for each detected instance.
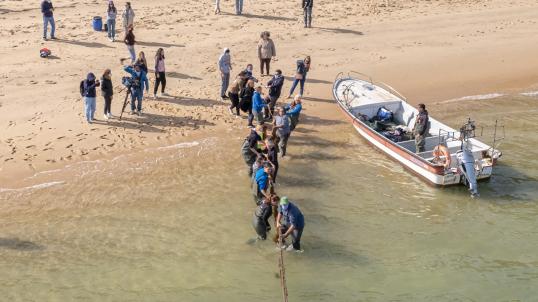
[40,48,51,58]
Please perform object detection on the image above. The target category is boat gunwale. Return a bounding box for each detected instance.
[332,76,446,176]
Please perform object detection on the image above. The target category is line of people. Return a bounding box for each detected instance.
[236,63,306,251]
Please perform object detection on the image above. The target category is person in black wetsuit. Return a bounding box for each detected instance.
[252,196,273,240]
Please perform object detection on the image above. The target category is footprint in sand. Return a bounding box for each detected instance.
[66,144,73,148]
[56,136,65,140]
[25,145,36,149]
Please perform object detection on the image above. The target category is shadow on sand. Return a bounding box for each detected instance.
[315,27,363,36]
[55,38,114,49]
[137,41,185,48]
[158,96,226,108]
[93,111,215,133]
[284,76,332,85]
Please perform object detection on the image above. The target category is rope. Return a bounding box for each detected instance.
[278,230,289,302]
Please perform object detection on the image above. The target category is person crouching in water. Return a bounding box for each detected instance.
[123,63,149,116]
[100,69,113,120]
[252,196,273,240]
[276,197,305,252]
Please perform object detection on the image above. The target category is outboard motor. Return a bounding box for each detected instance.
[456,147,479,198]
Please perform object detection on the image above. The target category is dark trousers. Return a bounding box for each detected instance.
[281,225,303,250]
[260,58,271,75]
[154,72,166,94]
[272,162,279,182]
[228,92,240,115]
[104,96,112,115]
[304,6,312,27]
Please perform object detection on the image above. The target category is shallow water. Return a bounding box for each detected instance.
[1,96,537,301]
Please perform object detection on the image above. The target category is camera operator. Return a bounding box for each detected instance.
[123,63,149,116]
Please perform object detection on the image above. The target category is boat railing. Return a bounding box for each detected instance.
[349,71,408,102]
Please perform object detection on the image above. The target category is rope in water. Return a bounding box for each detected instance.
[278,231,289,302]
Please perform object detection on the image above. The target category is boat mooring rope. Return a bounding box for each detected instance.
[278,231,289,302]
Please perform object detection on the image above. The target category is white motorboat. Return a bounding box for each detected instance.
[332,72,503,196]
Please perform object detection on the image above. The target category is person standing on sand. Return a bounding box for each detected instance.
[228,71,247,116]
[100,69,114,120]
[302,0,313,28]
[273,106,291,157]
[243,64,258,83]
[240,80,255,127]
[288,56,311,98]
[257,32,276,77]
[218,48,232,101]
[81,73,100,124]
[214,0,221,14]
[41,0,56,40]
[266,69,285,117]
[124,64,149,116]
[124,25,136,64]
[235,0,243,15]
[154,48,167,98]
[106,1,117,42]
[285,95,303,131]
[135,51,148,74]
[122,2,135,32]
[250,84,268,127]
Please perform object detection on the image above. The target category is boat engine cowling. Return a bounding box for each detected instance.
[456,148,479,198]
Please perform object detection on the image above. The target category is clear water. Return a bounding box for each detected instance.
[1,96,537,301]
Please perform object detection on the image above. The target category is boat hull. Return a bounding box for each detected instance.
[332,73,495,187]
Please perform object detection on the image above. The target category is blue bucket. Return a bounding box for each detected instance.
[92,16,102,31]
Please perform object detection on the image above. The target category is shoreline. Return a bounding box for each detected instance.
[2,0,538,188]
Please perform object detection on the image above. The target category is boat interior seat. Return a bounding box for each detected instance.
[351,101,403,120]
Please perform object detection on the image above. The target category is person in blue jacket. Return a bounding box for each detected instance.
[253,163,272,205]
[249,85,268,127]
[276,196,305,251]
[124,64,149,115]
[41,0,56,40]
[285,95,302,131]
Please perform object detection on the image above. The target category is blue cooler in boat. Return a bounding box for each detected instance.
[92,16,103,31]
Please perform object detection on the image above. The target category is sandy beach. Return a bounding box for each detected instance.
[1,0,538,186]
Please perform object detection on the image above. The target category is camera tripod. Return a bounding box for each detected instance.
[119,87,132,121]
